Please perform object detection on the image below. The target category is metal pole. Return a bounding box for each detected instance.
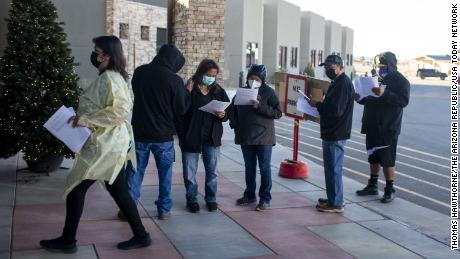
[293,119,299,161]
[167,0,175,44]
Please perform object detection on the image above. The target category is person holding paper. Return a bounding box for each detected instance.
[228,64,282,212]
[177,59,229,213]
[355,52,410,203]
[308,54,354,213]
[40,36,151,253]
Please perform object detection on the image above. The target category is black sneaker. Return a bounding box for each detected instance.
[117,210,127,221]
[255,202,270,211]
[236,196,256,206]
[356,182,378,196]
[117,233,152,250]
[381,187,395,203]
[317,198,328,206]
[206,202,218,212]
[316,204,344,213]
[186,202,200,213]
[157,211,171,220]
[40,237,77,254]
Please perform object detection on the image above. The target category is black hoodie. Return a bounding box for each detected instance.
[131,44,188,142]
[358,52,410,136]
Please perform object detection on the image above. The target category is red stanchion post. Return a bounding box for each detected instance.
[293,119,299,161]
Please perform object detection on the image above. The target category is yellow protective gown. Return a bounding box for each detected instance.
[63,70,136,198]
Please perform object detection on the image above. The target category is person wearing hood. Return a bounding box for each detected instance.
[229,64,282,211]
[123,44,189,220]
[178,59,230,213]
[308,54,354,213]
[355,52,410,203]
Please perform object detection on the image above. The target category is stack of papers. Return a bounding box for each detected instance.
[234,88,259,105]
[353,77,379,101]
[296,97,320,118]
[199,100,231,114]
[44,105,91,153]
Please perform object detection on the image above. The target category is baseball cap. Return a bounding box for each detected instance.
[319,54,343,67]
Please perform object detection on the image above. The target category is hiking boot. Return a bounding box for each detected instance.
[381,187,395,203]
[40,237,77,254]
[186,202,200,213]
[157,211,171,220]
[356,181,378,196]
[255,202,270,211]
[316,204,344,213]
[236,196,256,206]
[117,233,152,250]
[206,202,218,212]
[117,210,127,221]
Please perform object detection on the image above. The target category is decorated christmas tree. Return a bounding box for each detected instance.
[0,0,80,162]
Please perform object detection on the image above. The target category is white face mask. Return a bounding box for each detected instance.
[248,80,262,89]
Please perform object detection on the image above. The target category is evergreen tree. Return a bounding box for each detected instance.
[0,0,80,161]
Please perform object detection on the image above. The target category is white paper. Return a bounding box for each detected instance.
[234,88,259,105]
[297,89,310,101]
[198,100,231,114]
[354,77,379,100]
[43,105,91,153]
[367,145,390,156]
[296,97,320,118]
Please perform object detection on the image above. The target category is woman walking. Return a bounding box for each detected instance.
[40,36,151,253]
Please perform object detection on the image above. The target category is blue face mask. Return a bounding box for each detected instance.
[379,66,388,77]
[202,76,216,86]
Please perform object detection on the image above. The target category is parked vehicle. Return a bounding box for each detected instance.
[416,69,447,80]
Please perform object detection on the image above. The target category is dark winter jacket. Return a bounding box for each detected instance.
[316,73,354,141]
[178,83,230,153]
[131,44,189,143]
[358,53,410,136]
[229,83,282,145]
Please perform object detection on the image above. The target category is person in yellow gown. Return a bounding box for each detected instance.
[40,36,151,253]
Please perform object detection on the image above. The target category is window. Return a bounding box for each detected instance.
[246,42,259,68]
[279,46,287,70]
[350,54,353,66]
[156,28,167,53]
[119,23,129,39]
[318,50,324,64]
[290,47,298,68]
[141,26,150,41]
[310,49,317,67]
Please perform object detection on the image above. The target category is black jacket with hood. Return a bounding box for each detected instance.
[358,52,410,136]
[178,83,230,153]
[316,72,355,141]
[131,44,188,143]
[229,65,282,145]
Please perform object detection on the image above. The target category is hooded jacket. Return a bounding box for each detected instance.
[358,52,410,136]
[229,65,282,145]
[131,44,189,143]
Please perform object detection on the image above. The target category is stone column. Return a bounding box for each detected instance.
[172,0,225,82]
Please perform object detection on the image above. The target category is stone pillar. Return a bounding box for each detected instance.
[172,0,225,82]
[106,0,117,34]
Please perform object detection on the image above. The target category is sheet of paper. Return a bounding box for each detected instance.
[296,97,320,118]
[43,105,91,153]
[297,89,310,101]
[367,145,390,156]
[198,100,231,114]
[234,88,259,105]
[354,77,379,100]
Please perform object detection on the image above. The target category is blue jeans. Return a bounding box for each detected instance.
[322,140,346,207]
[126,141,174,214]
[241,145,273,204]
[182,144,220,203]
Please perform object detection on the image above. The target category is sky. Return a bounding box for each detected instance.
[285,0,449,59]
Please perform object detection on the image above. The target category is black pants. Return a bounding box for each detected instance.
[62,169,147,242]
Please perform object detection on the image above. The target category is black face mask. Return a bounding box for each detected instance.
[90,51,102,68]
[325,68,337,80]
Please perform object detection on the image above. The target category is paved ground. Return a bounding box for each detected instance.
[275,82,452,215]
[0,122,458,258]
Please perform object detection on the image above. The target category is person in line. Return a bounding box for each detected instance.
[355,52,410,203]
[229,65,282,211]
[40,36,151,253]
[123,44,189,220]
[178,59,230,213]
[308,54,354,213]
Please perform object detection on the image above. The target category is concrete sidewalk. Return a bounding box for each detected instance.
[0,123,458,259]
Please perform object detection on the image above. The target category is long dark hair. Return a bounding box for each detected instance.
[192,59,221,92]
[92,36,129,80]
